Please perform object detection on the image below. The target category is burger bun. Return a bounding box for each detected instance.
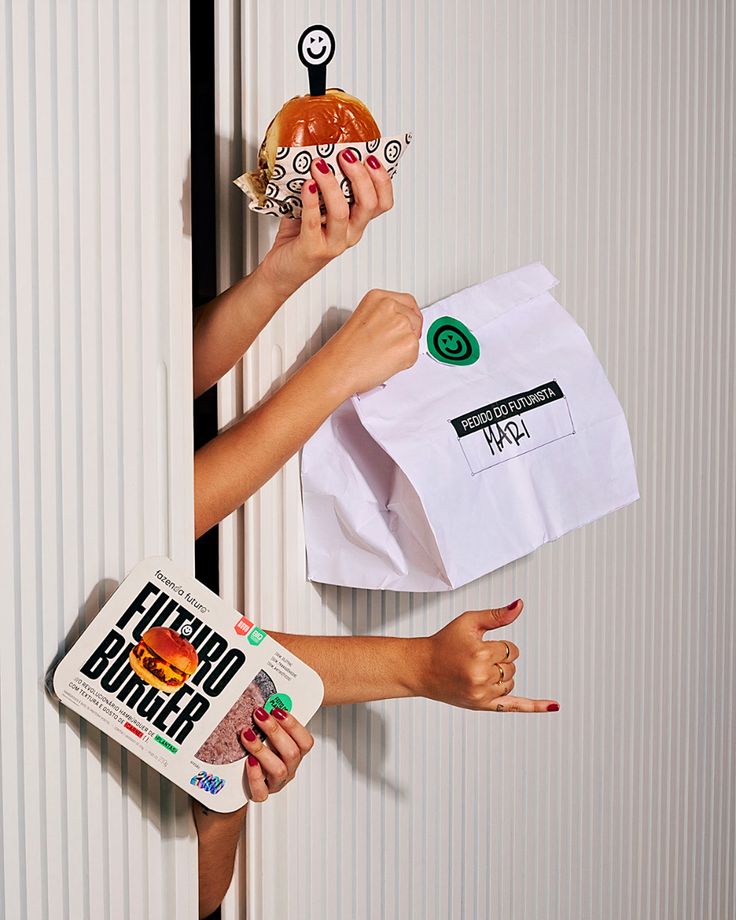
[143,626,199,676]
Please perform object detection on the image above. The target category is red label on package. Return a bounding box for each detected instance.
[234,615,253,636]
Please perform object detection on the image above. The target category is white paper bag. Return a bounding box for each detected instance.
[301,263,639,592]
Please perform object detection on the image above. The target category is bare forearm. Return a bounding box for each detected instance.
[194,347,349,538]
[192,263,294,398]
[193,802,247,917]
[270,632,430,705]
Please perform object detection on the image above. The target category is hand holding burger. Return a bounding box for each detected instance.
[251,25,397,297]
[258,91,395,299]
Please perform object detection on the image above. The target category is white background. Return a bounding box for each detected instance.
[215,2,735,919]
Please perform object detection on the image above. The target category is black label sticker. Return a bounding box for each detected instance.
[449,381,574,474]
[450,381,565,437]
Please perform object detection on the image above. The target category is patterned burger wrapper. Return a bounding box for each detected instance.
[233,132,413,219]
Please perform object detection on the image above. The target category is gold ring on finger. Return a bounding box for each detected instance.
[496,663,505,683]
[502,642,511,661]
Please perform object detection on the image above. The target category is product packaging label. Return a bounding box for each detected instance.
[52,557,324,812]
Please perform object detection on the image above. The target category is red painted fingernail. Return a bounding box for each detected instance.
[242,728,257,742]
[308,181,317,193]
[366,155,381,169]
[547,703,560,712]
[247,755,259,767]
[271,708,288,721]
[254,707,269,721]
[507,599,520,611]
[341,148,357,164]
[315,158,329,174]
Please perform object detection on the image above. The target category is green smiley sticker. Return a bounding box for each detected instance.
[427,316,480,366]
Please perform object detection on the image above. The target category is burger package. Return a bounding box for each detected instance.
[52,557,324,812]
[234,26,412,218]
[301,262,640,592]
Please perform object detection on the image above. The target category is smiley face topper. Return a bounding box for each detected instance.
[298,24,336,96]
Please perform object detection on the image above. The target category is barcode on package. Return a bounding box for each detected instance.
[450,381,575,474]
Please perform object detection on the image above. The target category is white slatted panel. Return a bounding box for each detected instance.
[0,2,196,918]
[215,2,736,917]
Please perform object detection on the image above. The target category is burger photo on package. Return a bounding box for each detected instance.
[235,24,413,218]
[128,626,199,693]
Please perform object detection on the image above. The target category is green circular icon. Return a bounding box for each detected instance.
[427,316,480,366]
[264,693,293,714]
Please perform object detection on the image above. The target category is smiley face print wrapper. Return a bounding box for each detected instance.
[234,133,413,220]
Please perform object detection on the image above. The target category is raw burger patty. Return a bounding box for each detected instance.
[195,670,277,765]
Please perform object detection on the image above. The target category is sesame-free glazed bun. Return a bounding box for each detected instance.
[273,89,378,147]
[254,89,380,195]
[128,626,199,693]
[144,627,198,675]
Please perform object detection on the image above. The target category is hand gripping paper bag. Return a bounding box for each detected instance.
[301,263,639,592]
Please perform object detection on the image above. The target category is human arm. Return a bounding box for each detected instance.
[271,600,560,712]
[193,710,314,918]
[193,288,422,538]
[192,151,394,398]
[193,803,247,919]
[192,265,290,399]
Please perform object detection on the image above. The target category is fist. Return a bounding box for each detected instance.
[326,289,423,396]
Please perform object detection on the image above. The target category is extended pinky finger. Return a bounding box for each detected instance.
[246,754,269,802]
[489,696,561,713]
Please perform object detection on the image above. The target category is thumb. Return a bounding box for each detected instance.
[466,599,524,632]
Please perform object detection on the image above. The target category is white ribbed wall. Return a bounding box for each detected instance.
[0,3,196,919]
[216,2,736,919]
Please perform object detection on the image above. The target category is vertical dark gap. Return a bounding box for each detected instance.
[190,0,219,600]
[190,6,224,917]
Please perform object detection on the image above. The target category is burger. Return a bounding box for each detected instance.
[129,626,198,693]
[195,670,277,765]
[247,89,380,204]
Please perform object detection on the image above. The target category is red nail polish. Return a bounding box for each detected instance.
[547,703,560,712]
[366,155,381,169]
[507,599,520,611]
[341,148,357,164]
[247,755,259,767]
[254,707,269,721]
[315,158,330,174]
[308,181,318,193]
[272,708,287,721]
[242,728,257,742]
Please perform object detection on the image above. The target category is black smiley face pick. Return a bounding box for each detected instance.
[298,24,336,96]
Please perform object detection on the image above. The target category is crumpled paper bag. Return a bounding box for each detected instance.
[300,262,640,593]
